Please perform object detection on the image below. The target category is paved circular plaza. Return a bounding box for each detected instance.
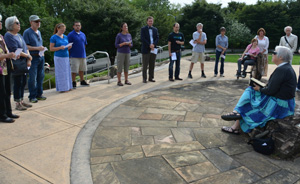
[85,80,300,184]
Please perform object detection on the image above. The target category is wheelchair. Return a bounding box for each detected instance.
[236,54,262,80]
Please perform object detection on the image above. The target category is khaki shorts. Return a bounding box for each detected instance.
[70,58,87,73]
[191,52,205,63]
[116,52,130,73]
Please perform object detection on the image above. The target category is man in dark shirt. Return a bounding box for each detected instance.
[168,23,184,81]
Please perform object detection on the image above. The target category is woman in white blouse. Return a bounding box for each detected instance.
[255,28,269,76]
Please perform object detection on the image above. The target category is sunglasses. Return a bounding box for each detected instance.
[15,22,20,25]
[34,21,41,23]
[273,51,277,55]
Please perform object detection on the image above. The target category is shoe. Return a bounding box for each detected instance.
[72,81,77,88]
[143,79,147,83]
[0,117,15,123]
[221,112,242,121]
[80,80,90,86]
[221,126,240,135]
[220,74,224,77]
[16,103,27,111]
[214,74,217,77]
[169,78,174,81]
[242,71,246,78]
[8,114,19,119]
[201,73,206,78]
[37,96,47,101]
[125,80,132,85]
[235,74,242,77]
[188,73,193,78]
[175,77,183,80]
[149,79,156,82]
[117,81,124,86]
[22,102,32,108]
[30,98,38,103]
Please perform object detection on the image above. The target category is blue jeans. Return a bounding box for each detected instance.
[28,56,45,99]
[237,59,256,74]
[13,74,27,102]
[169,52,181,79]
[214,50,225,75]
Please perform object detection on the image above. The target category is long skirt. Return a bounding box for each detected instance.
[234,87,295,133]
[54,56,72,92]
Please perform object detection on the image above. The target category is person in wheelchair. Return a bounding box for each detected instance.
[236,38,260,78]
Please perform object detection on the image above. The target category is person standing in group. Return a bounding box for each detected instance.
[4,16,33,111]
[255,28,269,76]
[188,23,207,79]
[140,16,159,83]
[68,21,89,89]
[0,14,19,123]
[115,22,133,86]
[214,27,228,77]
[168,23,184,81]
[23,15,47,103]
[279,26,298,64]
[50,23,73,92]
[297,48,300,92]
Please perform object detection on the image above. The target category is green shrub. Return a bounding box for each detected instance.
[43,74,56,90]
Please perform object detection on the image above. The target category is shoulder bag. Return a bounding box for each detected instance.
[11,34,28,76]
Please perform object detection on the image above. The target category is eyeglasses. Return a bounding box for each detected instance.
[15,22,20,25]
[273,51,277,55]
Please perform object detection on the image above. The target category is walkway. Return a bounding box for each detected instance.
[0,57,299,184]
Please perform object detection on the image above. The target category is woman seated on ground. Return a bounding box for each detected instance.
[222,46,297,134]
[236,38,260,78]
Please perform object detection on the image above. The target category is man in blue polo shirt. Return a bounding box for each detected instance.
[23,15,47,103]
[68,21,89,88]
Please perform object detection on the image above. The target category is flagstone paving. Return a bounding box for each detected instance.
[90,80,300,184]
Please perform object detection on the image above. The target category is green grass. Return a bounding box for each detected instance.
[211,54,300,65]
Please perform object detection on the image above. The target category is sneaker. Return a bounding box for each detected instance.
[37,96,47,101]
[30,98,38,103]
[22,101,32,108]
[72,81,77,88]
[80,80,89,86]
[16,103,27,111]
[220,74,224,77]
[175,78,183,80]
[201,73,206,78]
[241,74,246,78]
[235,74,242,77]
[188,73,193,79]
[214,74,217,77]
[169,78,174,81]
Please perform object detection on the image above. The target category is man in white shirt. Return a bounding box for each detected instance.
[279,26,298,64]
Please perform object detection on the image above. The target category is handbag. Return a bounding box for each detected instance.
[248,137,275,155]
[11,34,29,76]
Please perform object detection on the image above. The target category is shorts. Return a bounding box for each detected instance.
[70,58,87,73]
[116,52,130,73]
[191,52,205,63]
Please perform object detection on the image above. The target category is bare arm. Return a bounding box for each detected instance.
[50,43,65,52]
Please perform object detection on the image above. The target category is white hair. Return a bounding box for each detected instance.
[5,16,18,31]
[0,14,2,21]
[196,23,203,28]
[275,46,292,63]
[284,26,292,33]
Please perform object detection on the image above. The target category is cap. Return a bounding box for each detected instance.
[29,15,40,22]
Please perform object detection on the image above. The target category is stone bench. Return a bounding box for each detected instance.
[249,104,300,159]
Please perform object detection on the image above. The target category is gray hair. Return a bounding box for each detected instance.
[0,14,2,21]
[284,26,292,33]
[5,16,18,31]
[196,23,203,28]
[275,46,292,63]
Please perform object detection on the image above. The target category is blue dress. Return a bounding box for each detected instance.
[50,34,72,92]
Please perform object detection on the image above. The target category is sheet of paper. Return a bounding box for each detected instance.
[39,47,48,57]
[150,48,158,55]
[65,42,73,48]
[171,52,177,60]
[221,54,226,59]
[14,48,23,60]
[189,40,197,47]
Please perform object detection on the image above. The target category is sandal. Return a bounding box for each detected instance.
[221,112,242,121]
[221,126,240,135]
[117,81,124,86]
[125,80,132,85]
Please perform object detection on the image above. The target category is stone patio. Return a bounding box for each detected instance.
[90,80,300,184]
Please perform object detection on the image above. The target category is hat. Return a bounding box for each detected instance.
[29,15,40,22]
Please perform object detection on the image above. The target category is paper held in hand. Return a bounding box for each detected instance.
[189,40,196,47]
[249,78,266,88]
[150,48,158,55]
[221,54,226,59]
[39,47,48,57]
[65,42,73,48]
[171,52,177,60]
[14,48,23,60]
